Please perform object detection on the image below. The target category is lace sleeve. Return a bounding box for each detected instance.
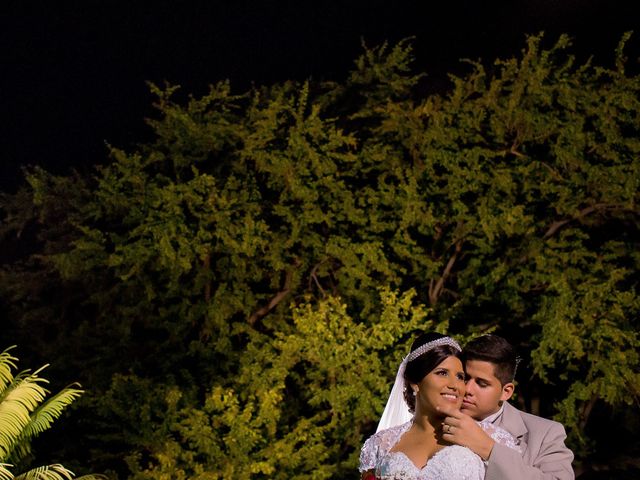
[480,422,522,453]
[359,433,380,472]
[359,423,410,472]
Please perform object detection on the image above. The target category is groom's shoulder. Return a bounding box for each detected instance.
[505,402,566,432]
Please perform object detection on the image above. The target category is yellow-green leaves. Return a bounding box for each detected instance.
[0,348,86,480]
[132,289,439,479]
[1,33,639,472]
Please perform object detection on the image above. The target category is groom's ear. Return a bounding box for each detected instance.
[500,382,515,402]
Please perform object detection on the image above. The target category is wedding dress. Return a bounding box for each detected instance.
[359,420,521,480]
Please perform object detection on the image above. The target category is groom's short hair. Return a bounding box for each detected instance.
[463,335,517,385]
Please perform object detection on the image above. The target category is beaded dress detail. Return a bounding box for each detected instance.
[359,421,521,480]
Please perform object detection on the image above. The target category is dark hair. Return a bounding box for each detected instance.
[403,332,462,412]
[462,334,517,385]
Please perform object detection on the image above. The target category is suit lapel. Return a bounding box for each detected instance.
[497,402,529,452]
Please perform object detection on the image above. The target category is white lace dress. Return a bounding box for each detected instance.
[359,421,521,480]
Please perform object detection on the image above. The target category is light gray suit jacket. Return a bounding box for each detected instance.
[486,402,574,480]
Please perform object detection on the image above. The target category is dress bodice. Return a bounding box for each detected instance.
[359,421,521,480]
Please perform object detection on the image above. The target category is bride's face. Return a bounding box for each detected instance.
[413,356,465,414]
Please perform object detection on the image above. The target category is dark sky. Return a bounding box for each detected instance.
[2,1,639,192]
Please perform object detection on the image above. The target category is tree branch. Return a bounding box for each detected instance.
[428,240,462,306]
[308,258,329,298]
[248,261,299,326]
[579,394,598,432]
[203,252,211,303]
[543,203,624,239]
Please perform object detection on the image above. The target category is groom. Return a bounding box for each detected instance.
[440,335,574,480]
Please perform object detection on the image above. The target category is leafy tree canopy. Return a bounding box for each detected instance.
[1,34,639,477]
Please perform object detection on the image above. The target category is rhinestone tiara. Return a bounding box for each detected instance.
[406,337,461,362]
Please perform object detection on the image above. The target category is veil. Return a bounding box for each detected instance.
[376,355,413,432]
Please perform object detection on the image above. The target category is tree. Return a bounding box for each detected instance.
[0,34,639,476]
[127,289,444,480]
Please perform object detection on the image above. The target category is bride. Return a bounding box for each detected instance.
[359,332,520,480]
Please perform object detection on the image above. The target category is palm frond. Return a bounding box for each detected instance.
[0,350,96,480]
[7,385,84,464]
[74,476,109,480]
[0,463,13,480]
[0,375,49,461]
[0,367,49,406]
[0,348,18,396]
[14,464,73,480]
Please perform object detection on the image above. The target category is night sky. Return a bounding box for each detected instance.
[2,1,639,193]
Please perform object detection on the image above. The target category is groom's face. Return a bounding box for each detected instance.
[461,359,512,420]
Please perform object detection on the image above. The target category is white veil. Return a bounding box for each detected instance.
[376,355,413,432]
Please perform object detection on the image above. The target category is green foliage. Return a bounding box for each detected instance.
[0,347,104,480]
[0,347,82,466]
[1,33,639,475]
[531,264,640,445]
[13,464,74,480]
[129,289,444,479]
